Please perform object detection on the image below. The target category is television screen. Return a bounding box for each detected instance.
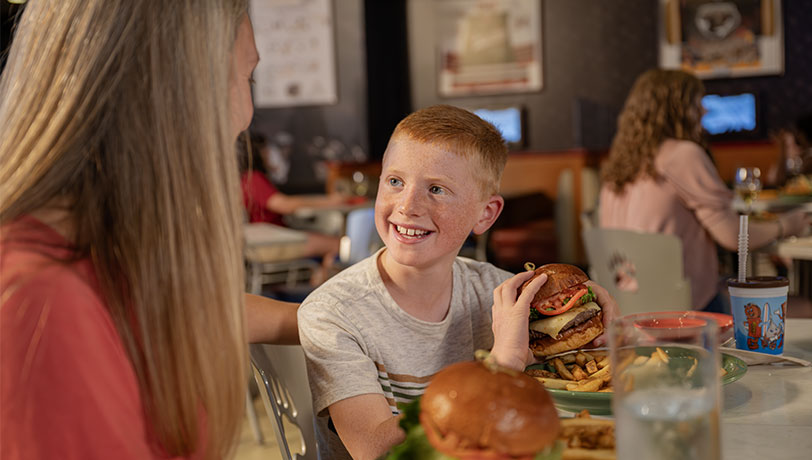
[702,93,757,136]
[473,107,523,144]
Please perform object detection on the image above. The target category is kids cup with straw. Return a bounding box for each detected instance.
[727,215,789,355]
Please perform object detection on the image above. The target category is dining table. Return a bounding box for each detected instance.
[731,192,812,214]
[720,318,812,460]
[556,319,812,459]
[722,318,811,460]
[243,222,316,294]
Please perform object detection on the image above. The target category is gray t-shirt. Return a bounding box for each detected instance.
[298,248,511,456]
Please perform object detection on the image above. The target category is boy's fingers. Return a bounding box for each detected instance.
[496,270,535,306]
[516,273,547,307]
[585,280,618,325]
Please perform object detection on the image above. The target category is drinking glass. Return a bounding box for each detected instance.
[734,167,761,213]
[609,312,721,460]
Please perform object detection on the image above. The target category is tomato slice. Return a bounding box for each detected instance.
[535,288,588,316]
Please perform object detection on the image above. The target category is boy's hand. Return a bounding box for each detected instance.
[584,281,619,347]
[490,271,548,371]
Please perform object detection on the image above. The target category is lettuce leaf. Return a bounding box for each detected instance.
[579,286,596,305]
[382,399,454,460]
[529,306,542,321]
[534,440,564,460]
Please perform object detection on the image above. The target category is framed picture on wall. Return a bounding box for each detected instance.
[435,0,543,97]
[249,0,338,108]
[659,0,784,79]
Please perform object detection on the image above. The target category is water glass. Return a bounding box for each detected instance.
[609,312,721,460]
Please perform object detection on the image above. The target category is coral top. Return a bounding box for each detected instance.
[0,216,200,459]
[600,139,750,308]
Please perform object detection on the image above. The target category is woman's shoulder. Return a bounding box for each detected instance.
[658,139,707,158]
[656,139,714,171]
[2,218,106,328]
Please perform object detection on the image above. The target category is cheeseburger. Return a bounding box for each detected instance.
[520,264,603,357]
[386,360,563,460]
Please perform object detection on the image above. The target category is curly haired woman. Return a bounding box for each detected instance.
[599,69,809,313]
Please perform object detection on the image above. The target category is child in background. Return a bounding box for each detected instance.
[240,132,347,284]
[297,105,618,459]
[240,132,350,226]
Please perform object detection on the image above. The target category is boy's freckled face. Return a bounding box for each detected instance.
[375,136,490,269]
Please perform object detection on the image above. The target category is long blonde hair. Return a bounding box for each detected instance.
[0,0,248,457]
[601,69,707,192]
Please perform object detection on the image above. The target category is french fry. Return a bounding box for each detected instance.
[633,355,649,365]
[598,387,613,392]
[554,358,576,380]
[719,367,728,377]
[534,377,573,390]
[571,365,589,381]
[644,352,665,367]
[589,363,611,379]
[533,349,616,393]
[655,347,670,363]
[623,373,635,392]
[686,358,698,378]
[576,374,608,392]
[617,352,636,371]
[577,379,603,392]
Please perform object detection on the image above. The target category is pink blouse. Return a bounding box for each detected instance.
[599,139,777,309]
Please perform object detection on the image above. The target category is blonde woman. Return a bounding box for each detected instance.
[0,1,297,458]
[600,69,809,312]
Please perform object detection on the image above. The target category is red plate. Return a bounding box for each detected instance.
[632,311,734,343]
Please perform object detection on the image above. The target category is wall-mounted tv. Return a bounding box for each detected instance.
[472,107,525,148]
[702,93,761,139]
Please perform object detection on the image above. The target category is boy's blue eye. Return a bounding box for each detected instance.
[388,178,402,187]
[429,185,444,195]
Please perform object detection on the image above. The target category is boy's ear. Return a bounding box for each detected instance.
[472,194,504,235]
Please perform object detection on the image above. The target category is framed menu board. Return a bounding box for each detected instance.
[250,0,338,107]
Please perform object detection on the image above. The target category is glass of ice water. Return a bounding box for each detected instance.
[609,312,721,460]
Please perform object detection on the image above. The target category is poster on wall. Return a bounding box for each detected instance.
[250,0,338,108]
[659,0,784,79]
[435,0,543,97]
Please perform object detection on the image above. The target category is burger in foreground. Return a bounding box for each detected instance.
[520,264,603,357]
[384,360,563,460]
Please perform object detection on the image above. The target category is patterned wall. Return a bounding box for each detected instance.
[408,0,812,151]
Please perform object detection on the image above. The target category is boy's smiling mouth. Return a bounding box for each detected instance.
[393,224,432,239]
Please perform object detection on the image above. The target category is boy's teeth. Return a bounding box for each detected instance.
[396,225,427,236]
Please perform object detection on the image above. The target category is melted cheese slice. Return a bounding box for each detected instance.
[529,302,600,338]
